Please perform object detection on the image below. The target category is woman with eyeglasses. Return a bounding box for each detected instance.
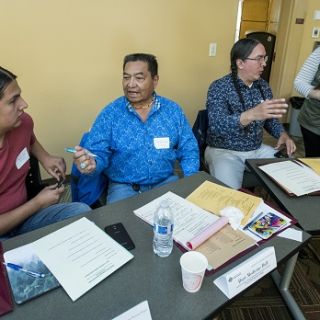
[294,46,320,157]
[204,38,296,189]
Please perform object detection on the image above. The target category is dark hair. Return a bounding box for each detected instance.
[0,67,17,99]
[230,39,265,106]
[123,53,158,78]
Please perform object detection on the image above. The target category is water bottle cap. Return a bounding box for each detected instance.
[160,200,170,208]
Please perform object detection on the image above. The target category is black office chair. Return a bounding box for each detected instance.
[25,155,47,200]
[192,109,209,172]
[192,109,261,189]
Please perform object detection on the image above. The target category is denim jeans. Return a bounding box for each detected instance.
[1,202,91,240]
[107,175,179,204]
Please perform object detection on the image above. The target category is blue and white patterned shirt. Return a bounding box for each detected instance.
[84,94,199,184]
[206,73,284,151]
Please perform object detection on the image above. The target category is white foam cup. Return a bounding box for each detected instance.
[180,251,208,293]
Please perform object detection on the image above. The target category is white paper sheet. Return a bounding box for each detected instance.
[134,191,222,250]
[277,228,303,242]
[32,217,134,301]
[112,301,152,320]
[259,160,320,196]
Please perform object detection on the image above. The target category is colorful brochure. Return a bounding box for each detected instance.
[245,212,288,240]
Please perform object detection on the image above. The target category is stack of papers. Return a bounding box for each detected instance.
[134,191,257,271]
[259,160,320,196]
[134,191,228,251]
[184,180,292,241]
[186,180,263,226]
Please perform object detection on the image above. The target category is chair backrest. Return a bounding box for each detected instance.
[70,132,108,207]
[192,109,209,172]
[192,110,261,189]
[25,155,46,200]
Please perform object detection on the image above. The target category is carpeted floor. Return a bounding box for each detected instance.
[219,238,320,320]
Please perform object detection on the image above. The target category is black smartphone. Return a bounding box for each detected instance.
[56,176,65,188]
[104,223,135,250]
[274,148,289,158]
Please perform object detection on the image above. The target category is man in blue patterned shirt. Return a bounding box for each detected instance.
[73,53,199,203]
[205,39,296,189]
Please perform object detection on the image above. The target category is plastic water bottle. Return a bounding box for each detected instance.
[153,200,174,257]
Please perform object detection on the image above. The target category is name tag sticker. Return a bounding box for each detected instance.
[214,246,277,299]
[154,137,170,149]
[16,147,30,169]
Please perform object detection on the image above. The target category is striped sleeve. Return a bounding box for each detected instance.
[294,47,320,98]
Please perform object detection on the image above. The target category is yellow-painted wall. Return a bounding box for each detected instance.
[294,0,320,91]
[270,0,307,102]
[1,0,238,177]
[270,0,319,123]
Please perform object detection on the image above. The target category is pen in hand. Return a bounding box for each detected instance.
[64,147,97,158]
[3,262,46,278]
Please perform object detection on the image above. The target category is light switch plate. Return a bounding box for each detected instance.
[209,43,217,56]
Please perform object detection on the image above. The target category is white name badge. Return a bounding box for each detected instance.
[154,137,170,149]
[16,147,30,169]
[214,246,277,299]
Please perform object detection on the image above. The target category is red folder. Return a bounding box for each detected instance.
[0,242,13,317]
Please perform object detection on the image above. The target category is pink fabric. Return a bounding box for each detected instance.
[0,113,36,214]
[186,216,229,250]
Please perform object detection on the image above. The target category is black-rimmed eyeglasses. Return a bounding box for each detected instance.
[245,55,269,63]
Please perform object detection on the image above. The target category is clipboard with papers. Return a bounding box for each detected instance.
[258,159,320,197]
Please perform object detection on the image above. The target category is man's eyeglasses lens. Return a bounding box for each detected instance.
[245,56,268,63]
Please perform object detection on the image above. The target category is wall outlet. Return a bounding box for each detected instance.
[209,43,217,56]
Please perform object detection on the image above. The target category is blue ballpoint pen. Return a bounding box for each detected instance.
[3,262,46,278]
[65,147,97,158]
[242,211,265,230]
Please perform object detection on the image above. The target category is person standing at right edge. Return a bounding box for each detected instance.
[205,38,296,189]
[294,46,320,157]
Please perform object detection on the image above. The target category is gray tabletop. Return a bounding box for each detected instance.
[2,172,311,320]
[246,159,320,234]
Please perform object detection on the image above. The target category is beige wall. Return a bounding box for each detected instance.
[270,0,319,122]
[271,0,320,98]
[294,0,320,90]
[269,0,306,101]
[2,0,238,177]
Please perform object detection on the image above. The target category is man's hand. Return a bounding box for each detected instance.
[33,184,65,209]
[240,98,288,126]
[40,155,66,180]
[309,88,320,101]
[73,146,96,174]
[275,132,296,157]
